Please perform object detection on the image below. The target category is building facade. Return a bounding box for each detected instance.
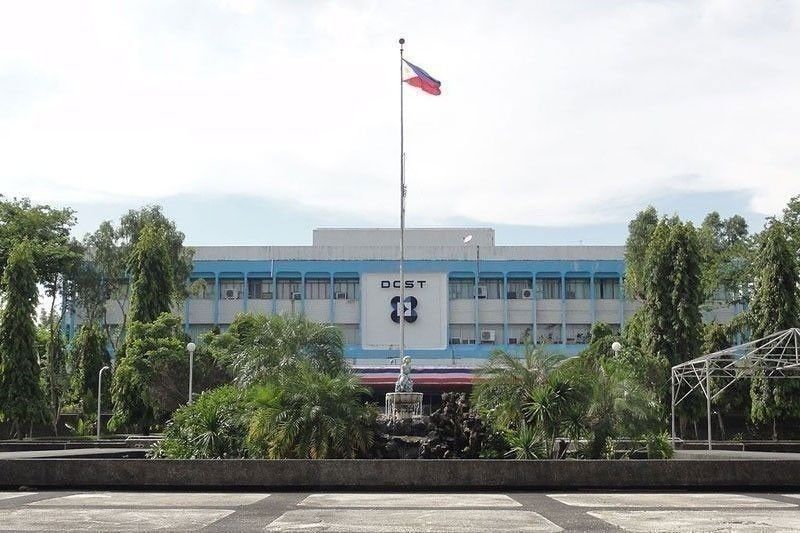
[72,227,737,367]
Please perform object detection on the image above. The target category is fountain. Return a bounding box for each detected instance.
[384,356,423,421]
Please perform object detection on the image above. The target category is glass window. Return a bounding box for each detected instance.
[479,279,503,299]
[536,323,562,344]
[595,278,620,299]
[305,279,330,300]
[449,324,476,344]
[276,279,301,299]
[566,323,591,344]
[565,278,590,299]
[448,279,475,300]
[333,279,360,300]
[339,324,360,345]
[536,278,561,299]
[508,324,533,344]
[219,280,243,300]
[191,278,216,299]
[507,279,532,299]
[248,279,273,299]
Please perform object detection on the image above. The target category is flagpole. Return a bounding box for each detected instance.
[399,37,406,362]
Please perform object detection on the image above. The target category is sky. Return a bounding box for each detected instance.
[1,1,798,246]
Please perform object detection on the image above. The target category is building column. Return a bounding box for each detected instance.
[300,272,306,315]
[531,272,537,345]
[503,274,509,345]
[183,298,190,335]
[329,273,335,324]
[213,274,220,326]
[590,272,596,326]
[618,273,625,329]
[474,271,480,350]
[271,273,277,315]
[243,273,249,313]
[561,272,567,345]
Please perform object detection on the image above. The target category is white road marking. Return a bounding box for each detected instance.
[298,493,522,508]
[549,492,794,508]
[589,510,800,532]
[0,508,233,531]
[264,509,562,532]
[30,492,268,507]
[0,492,35,501]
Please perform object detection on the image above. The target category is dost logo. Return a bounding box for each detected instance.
[390,296,418,323]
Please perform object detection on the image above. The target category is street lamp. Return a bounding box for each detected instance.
[187,342,196,405]
[97,366,110,440]
[611,341,622,356]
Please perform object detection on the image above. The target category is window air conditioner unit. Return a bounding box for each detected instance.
[480,329,495,342]
[224,289,236,300]
[521,288,533,299]
[507,291,517,299]
[477,285,488,299]
[450,338,461,345]
[508,337,518,345]
[335,292,348,300]
[291,292,302,300]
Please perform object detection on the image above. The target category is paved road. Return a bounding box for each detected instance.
[2,489,800,531]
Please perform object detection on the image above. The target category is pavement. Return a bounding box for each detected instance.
[3,490,800,531]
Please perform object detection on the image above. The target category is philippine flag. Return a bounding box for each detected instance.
[402,60,442,95]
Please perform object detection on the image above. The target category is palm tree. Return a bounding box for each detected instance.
[231,314,347,387]
[472,343,564,429]
[582,360,660,458]
[246,363,376,459]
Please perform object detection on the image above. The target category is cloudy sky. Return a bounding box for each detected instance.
[1,1,798,245]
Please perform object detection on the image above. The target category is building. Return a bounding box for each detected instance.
[71,227,738,369]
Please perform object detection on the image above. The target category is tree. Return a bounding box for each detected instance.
[77,206,194,351]
[229,314,348,387]
[246,363,376,459]
[70,322,110,413]
[667,222,704,365]
[624,206,659,300]
[109,313,225,433]
[748,221,800,439]
[37,313,69,434]
[0,241,47,437]
[127,223,175,324]
[642,220,676,365]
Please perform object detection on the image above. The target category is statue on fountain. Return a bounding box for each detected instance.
[395,356,413,392]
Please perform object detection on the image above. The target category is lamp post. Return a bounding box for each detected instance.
[187,342,196,405]
[97,366,110,440]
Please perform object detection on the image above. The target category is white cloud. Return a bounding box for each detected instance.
[0,0,798,226]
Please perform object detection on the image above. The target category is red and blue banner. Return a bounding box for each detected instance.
[402,60,442,95]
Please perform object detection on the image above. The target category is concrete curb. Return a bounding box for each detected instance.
[2,459,800,490]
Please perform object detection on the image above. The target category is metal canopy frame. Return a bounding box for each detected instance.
[671,328,800,450]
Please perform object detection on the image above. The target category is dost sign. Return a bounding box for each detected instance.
[380,280,427,288]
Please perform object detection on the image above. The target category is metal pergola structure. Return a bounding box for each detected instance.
[671,328,800,450]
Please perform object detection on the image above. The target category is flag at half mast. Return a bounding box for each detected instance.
[402,59,442,95]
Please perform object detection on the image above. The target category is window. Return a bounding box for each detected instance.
[479,278,503,299]
[595,278,620,299]
[565,278,590,299]
[219,280,243,300]
[333,279,360,300]
[507,279,532,299]
[566,323,591,344]
[448,279,475,300]
[305,279,330,299]
[508,324,533,344]
[276,279,301,299]
[248,279,273,299]
[191,278,215,299]
[479,324,502,344]
[536,278,561,299]
[536,323,561,344]
[449,324,476,344]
